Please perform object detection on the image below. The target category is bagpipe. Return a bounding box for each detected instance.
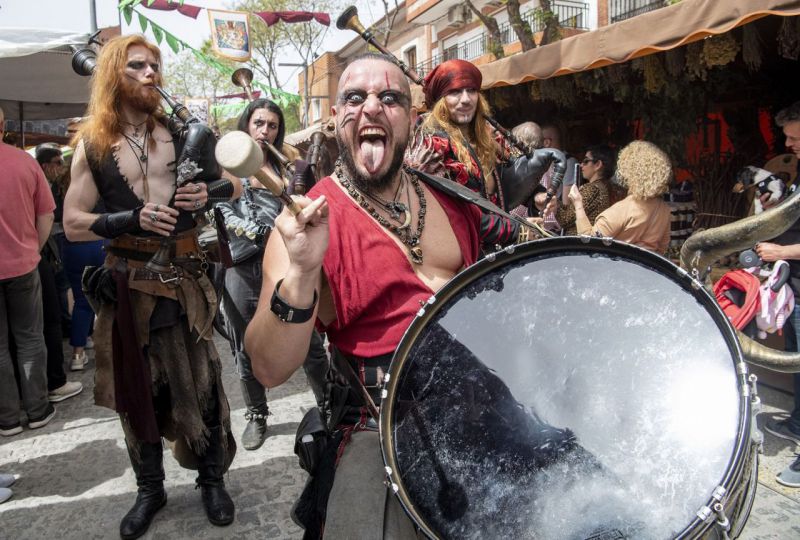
[71,43,221,186]
[71,42,222,274]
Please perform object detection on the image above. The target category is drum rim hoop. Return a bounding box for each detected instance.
[380,236,753,540]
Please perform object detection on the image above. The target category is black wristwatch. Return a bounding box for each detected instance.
[270,279,318,323]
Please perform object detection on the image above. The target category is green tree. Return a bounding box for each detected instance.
[505,0,536,52]
[464,0,505,60]
[164,42,236,99]
[232,0,345,127]
[235,0,294,92]
[537,0,561,46]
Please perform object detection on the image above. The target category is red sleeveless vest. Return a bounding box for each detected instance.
[308,177,481,357]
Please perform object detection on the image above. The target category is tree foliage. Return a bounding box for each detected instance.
[163,41,236,100]
[232,0,344,127]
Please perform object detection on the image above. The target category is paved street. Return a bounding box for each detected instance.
[2,335,800,539]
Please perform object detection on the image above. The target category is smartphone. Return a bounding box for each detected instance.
[573,162,582,188]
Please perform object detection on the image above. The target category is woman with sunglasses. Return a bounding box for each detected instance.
[568,140,672,254]
[554,144,616,235]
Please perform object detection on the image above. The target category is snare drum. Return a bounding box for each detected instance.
[380,237,759,539]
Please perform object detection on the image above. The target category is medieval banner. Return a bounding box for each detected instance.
[208,8,251,62]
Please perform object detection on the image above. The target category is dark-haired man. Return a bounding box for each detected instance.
[757,100,800,489]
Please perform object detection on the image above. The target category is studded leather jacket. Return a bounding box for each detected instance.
[214,178,282,265]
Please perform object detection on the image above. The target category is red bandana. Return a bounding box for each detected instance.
[422,59,482,107]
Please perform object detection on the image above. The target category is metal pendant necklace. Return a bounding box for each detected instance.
[123,130,150,200]
[336,160,426,264]
[121,119,147,138]
[123,128,149,163]
[360,174,410,229]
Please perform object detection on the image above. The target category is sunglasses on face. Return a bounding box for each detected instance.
[581,158,597,165]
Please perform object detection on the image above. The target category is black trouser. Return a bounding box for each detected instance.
[123,379,223,469]
[38,258,67,391]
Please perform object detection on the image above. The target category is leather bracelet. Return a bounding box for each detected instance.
[270,279,317,323]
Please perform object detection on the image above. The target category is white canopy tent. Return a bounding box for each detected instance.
[0,28,91,134]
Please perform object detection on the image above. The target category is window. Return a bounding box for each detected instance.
[312,98,322,122]
[404,47,417,71]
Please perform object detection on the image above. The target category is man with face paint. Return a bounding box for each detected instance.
[64,35,240,539]
[409,59,561,245]
[244,52,500,537]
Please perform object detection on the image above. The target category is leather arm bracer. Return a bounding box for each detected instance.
[89,207,143,238]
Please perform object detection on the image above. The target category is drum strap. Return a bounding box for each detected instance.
[328,348,393,429]
[332,349,380,420]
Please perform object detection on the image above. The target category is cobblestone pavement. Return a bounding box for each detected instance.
[1,336,800,539]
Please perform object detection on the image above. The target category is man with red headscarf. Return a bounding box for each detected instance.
[409,59,562,237]
[64,35,241,539]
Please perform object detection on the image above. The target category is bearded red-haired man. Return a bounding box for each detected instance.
[64,35,241,539]
[410,59,563,243]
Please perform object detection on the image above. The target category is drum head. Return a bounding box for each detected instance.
[382,239,749,540]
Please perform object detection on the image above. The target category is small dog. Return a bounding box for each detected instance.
[735,166,787,214]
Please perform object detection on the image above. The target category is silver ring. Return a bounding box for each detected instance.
[194,185,202,194]
[154,204,160,212]
[194,200,202,209]
[150,211,158,223]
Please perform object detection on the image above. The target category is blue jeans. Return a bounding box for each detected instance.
[0,269,49,426]
[782,304,800,432]
[62,239,105,348]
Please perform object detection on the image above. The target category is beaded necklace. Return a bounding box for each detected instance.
[335,160,427,264]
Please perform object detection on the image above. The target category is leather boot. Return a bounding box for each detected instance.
[240,378,268,451]
[197,426,235,526]
[120,441,167,540]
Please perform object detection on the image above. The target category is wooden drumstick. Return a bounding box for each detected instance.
[215,131,302,216]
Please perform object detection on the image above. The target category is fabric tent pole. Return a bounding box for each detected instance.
[89,0,98,32]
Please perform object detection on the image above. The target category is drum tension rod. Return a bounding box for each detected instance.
[712,502,731,539]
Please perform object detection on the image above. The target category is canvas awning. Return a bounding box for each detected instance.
[480,0,800,88]
[0,28,91,121]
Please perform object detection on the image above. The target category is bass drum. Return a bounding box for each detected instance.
[380,237,759,540]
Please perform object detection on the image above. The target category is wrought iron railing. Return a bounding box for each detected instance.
[609,0,665,23]
[414,1,589,78]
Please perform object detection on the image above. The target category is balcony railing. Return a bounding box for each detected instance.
[415,1,589,78]
[609,0,665,24]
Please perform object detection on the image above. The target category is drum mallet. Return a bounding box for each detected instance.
[215,131,302,215]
